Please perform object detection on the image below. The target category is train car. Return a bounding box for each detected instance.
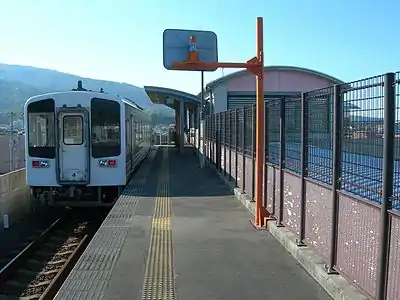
[24,82,153,207]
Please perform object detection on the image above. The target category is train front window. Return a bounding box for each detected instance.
[91,98,121,158]
[27,99,55,159]
[63,116,83,145]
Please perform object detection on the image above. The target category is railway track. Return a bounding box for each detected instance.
[0,208,62,265]
[0,209,107,300]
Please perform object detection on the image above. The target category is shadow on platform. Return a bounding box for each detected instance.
[140,145,233,199]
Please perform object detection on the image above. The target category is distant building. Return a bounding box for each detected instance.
[201,65,346,137]
[202,65,345,113]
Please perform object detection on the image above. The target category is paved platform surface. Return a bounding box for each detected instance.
[55,146,332,300]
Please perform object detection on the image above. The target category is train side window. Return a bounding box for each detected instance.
[63,116,83,145]
[136,121,142,144]
[27,98,55,159]
[91,98,121,158]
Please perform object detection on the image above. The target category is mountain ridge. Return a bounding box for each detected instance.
[0,63,175,125]
[0,63,154,108]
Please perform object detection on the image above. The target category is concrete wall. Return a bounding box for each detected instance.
[0,134,26,175]
[0,169,30,227]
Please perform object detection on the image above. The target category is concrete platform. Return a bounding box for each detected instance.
[55,146,332,300]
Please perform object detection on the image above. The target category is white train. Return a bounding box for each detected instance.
[24,82,153,207]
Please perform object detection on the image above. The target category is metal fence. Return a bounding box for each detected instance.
[152,132,171,146]
[203,72,400,300]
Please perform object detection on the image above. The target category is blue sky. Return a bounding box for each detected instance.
[1,0,399,95]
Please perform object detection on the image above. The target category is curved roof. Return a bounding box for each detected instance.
[205,65,345,90]
[144,86,200,104]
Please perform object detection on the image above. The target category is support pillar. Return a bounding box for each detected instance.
[174,102,180,148]
[187,108,190,126]
[179,100,184,154]
[183,107,187,130]
[197,105,204,167]
[190,109,194,128]
[185,107,189,143]
[190,108,194,144]
[175,105,179,131]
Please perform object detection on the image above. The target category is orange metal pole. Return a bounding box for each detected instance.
[171,18,271,227]
[254,17,268,227]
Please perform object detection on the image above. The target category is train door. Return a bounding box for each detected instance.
[57,109,90,184]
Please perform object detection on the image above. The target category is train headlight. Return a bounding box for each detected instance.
[32,160,49,168]
[98,159,117,167]
[98,160,107,167]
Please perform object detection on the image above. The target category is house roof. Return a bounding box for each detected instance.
[203,65,345,93]
[144,86,200,109]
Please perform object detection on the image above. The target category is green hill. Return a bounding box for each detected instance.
[145,104,175,125]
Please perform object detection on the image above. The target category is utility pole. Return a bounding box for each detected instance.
[17,112,24,169]
[8,112,16,172]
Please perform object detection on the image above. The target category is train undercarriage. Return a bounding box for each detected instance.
[30,185,123,208]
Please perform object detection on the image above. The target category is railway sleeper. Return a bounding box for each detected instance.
[7,248,29,257]
[26,259,45,266]
[47,259,67,265]
[39,269,59,276]
[16,269,37,277]
[54,250,74,256]
[49,236,66,243]
[35,251,55,258]
[61,242,79,248]
[19,294,43,300]
[28,280,52,288]
[2,279,25,288]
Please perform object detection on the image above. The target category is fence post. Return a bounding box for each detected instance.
[242,107,246,194]
[263,101,269,209]
[229,111,232,179]
[297,93,308,246]
[205,116,208,161]
[218,113,222,171]
[208,115,212,163]
[277,97,286,227]
[235,109,239,187]
[376,72,395,300]
[219,114,222,169]
[209,116,212,162]
[209,115,212,163]
[213,114,216,165]
[223,112,227,176]
[214,115,217,165]
[327,84,342,274]
[216,113,219,169]
[214,114,217,167]
[252,105,256,201]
